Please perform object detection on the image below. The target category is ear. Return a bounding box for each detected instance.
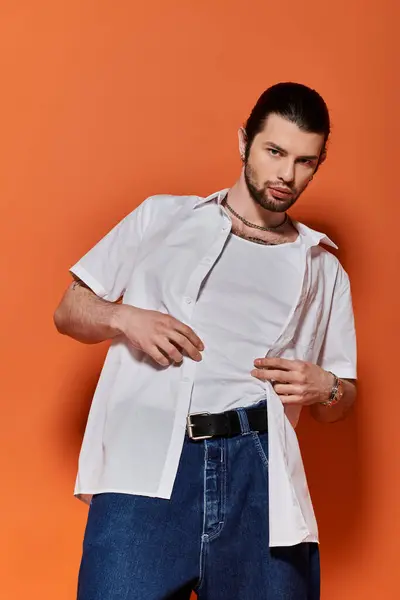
[313,148,327,175]
[238,127,247,162]
[319,149,327,165]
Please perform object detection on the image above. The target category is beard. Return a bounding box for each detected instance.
[244,161,302,213]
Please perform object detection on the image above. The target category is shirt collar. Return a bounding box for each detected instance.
[291,220,338,249]
[193,189,228,208]
[193,189,338,250]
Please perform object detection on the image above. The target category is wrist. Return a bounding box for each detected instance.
[323,370,335,402]
[109,303,132,337]
[320,371,344,407]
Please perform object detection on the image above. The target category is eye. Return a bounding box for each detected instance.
[298,158,314,167]
[268,148,281,157]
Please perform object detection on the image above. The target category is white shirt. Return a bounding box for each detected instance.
[190,234,303,413]
[70,189,357,547]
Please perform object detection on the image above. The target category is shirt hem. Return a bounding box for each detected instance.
[74,491,319,547]
[269,534,319,547]
[74,488,170,504]
[324,368,357,379]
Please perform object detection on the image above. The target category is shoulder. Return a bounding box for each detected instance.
[137,193,199,223]
[122,193,200,234]
[143,193,199,212]
[312,245,350,292]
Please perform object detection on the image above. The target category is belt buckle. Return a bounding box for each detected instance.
[186,412,213,441]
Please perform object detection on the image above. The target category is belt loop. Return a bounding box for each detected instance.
[236,408,251,434]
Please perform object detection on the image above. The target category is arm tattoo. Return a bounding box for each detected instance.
[71,278,90,291]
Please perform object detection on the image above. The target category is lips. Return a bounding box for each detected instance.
[268,187,293,199]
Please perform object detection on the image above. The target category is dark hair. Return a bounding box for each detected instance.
[244,82,330,163]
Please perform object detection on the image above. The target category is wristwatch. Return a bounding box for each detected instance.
[320,372,344,407]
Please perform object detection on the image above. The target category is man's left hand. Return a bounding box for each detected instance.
[251,357,334,406]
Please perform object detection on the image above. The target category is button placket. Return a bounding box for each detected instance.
[182,219,230,317]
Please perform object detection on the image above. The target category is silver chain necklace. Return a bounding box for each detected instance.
[224,198,288,231]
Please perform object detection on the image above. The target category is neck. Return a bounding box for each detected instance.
[226,171,287,229]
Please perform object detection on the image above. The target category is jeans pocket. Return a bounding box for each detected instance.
[251,431,269,470]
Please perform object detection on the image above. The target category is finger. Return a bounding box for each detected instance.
[251,368,298,383]
[157,338,184,364]
[168,331,202,362]
[278,395,303,405]
[172,319,204,350]
[147,345,170,367]
[273,384,301,396]
[254,357,298,370]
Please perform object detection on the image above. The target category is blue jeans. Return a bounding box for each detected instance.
[77,403,320,599]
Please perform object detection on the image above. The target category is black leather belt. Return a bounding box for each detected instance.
[186,406,268,441]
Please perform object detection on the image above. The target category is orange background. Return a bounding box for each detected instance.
[1,1,398,598]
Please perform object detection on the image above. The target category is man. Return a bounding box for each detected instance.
[54,82,357,600]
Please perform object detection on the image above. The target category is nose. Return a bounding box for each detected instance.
[278,158,295,185]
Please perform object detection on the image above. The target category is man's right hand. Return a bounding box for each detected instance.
[114,305,204,367]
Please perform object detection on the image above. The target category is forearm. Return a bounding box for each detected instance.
[310,378,357,423]
[54,281,124,344]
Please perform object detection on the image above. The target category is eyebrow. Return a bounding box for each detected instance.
[265,141,319,161]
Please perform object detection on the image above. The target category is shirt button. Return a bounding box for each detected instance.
[202,257,212,265]
[184,297,192,304]
[222,217,231,232]
[182,377,190,383]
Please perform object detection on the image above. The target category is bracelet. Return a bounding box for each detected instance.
[320,372,343,407]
